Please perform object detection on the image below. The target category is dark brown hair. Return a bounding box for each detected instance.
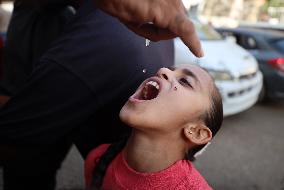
[187,82,223,161]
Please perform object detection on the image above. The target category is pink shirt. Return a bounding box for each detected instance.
[85,144,212,190]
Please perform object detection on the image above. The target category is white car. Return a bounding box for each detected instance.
[175,21,263,116]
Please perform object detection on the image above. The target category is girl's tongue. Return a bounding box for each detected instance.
[141,82,159,100]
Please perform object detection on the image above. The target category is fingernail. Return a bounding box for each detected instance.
[190,48,204,58]
[198,49,204,57]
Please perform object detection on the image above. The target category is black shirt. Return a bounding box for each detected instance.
[0,1,174,157]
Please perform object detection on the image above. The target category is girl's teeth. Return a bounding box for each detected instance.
[146,81,159,90]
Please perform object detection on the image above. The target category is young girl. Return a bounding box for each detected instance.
[85,64,223,190]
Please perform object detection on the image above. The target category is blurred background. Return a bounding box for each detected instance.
[0,0,283,190]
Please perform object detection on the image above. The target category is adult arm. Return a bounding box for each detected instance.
[19,0,203,57]
[0,60,96,162]
[16,0,80,9]
[96,0,203,57]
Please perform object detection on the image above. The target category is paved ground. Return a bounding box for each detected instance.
[1,100,284,190]
[194,100,284,190]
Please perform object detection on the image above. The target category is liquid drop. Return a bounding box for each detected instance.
[142,69,147,73]
[145,39,150,47]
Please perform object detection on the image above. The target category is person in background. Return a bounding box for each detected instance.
[0,0,202,189]
[85,65,223,190]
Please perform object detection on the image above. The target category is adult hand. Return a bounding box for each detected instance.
[96,0,203,57]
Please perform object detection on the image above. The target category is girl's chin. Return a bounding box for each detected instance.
[119,109,136,125]
[119,111,144,129]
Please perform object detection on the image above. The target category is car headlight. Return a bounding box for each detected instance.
[207,70,233,81]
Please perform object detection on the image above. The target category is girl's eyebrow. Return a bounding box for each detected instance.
[168,66,200,87]
[168,66,175,71]
[182,68,200,84]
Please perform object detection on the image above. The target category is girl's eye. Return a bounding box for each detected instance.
[179,78,193,88]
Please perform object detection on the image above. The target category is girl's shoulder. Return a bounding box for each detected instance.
[176,160,213,190]
[84,144,111,186]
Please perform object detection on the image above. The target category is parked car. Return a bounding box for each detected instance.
[175,20,263,117]
[216,27,284,101]
[239,22,284,33]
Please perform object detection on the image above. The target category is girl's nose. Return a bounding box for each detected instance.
[157,67,174,81]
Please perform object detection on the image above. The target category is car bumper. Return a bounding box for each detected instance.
[215,71,263,117]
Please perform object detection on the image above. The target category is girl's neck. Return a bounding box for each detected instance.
[124,130,186,173]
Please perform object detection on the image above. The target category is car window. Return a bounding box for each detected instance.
[240,35,258,50]
[194,21,223,41]
[271,39,284,54]
[219,32,259,50]
[218,31,243,45]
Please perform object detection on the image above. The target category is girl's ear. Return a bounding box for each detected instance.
[183,124,212,145]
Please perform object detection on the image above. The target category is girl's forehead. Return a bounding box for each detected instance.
[174,64,206,74]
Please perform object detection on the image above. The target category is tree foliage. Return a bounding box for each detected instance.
[267,0,284,7]
[261,0,284,14]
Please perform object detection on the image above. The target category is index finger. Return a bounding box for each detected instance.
[169,14,204,57]
[125,22,177,41]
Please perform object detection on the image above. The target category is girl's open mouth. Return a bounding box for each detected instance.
[132,78,161,101]
[141,81,160,100]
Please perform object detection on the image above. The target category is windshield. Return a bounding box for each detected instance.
[193,21,223,41]
[271,39,284,54]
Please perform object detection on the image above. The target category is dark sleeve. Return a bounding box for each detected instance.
[16,0,80,9]
[0,59,96,145]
